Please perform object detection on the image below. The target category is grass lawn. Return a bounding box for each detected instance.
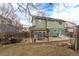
[0,41,78,56]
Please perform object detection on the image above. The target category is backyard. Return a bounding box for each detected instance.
[0,40,78,56]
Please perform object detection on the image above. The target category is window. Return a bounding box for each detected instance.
[54,30,56,32]
[38,20,42,22]
[59,21,62,25]
[1,20,5,24]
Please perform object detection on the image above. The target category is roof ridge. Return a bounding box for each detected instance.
[32,16,66,22]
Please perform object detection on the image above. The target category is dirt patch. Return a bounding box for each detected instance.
[0,41,78,56]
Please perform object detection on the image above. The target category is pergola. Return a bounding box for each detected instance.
[30,28,49,43]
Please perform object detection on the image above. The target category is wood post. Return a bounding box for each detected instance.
[74,28,77,51]
[30,28,50,43]
[75,38,77,51]
[47,29,49,42]
[31,31,33,43]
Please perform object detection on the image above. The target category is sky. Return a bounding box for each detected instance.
[49,3,79,25]
[11,3,79,26]
[0,3,79,27]
[37,3,79,24]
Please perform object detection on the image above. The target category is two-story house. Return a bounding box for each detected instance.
[31,16,66,37]
[31,16,77,38]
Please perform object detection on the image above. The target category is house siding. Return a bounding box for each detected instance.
[32,16,65,37]
[32,18,46,29]
[47,20,65,37]
[47,21,65,28]
[0,15,21,33]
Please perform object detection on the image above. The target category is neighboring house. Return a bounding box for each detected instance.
[0,15,22,33]
[31,16,76,37]
[64,21,77,37]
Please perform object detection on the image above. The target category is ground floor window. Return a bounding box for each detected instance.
[49,28,65,37]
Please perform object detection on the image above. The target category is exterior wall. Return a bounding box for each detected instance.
[65,22,75,27]
[47,21,65,28]
[32,16,77,37]
[0,15,21,33]
[64,22,77,37]
[0,24,19,33]
[32,18,46,29]
[49,28,65,37]
[65,22,76,32]
[32,17,65,37]
[32,17,65,29]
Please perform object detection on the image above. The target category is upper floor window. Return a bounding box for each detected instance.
[38,20,42,22]
[1,20,5,24]
[59,21,62,25]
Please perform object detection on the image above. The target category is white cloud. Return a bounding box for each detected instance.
[11,3,79,25]
[50,12,74,21]
[50,4,79,25]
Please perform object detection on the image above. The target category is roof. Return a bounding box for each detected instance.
[32,16,66,22]
[32,16,77,26]
[76,25,79,28]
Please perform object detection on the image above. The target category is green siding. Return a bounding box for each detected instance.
[32,18,65,37]
[47,21,65,28]
[34,31,45,40]
[47,21,65,37]
[49,28,65,37]
[32,19,46,29]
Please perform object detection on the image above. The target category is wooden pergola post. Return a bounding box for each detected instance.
[74,28,77,51]
[75,37,77,51]
[31,30,36,43]
[31,30,34,43]
[30,29,50,43]
[47,28,49,42]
